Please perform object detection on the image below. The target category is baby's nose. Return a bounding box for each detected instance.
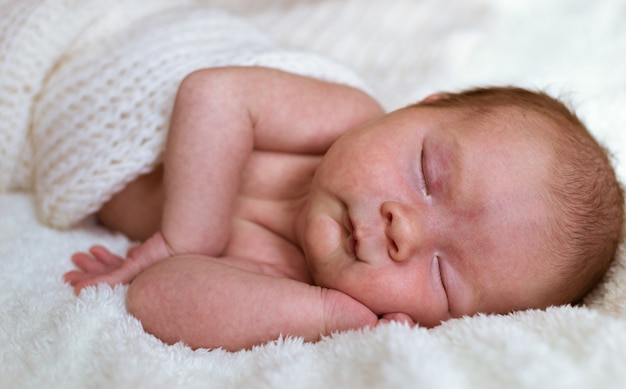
[381,201,425,262]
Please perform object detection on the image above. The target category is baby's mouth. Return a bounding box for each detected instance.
[348,234,357,256]
[344,213,358,257]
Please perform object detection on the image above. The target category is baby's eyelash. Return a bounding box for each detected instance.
[420,148,428,195]
[437,257,447,294]
[434,256,448,302]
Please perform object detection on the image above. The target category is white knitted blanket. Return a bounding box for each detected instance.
[0,0,368,228]
[2,0,626,388]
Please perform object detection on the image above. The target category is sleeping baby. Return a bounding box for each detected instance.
[64,65,624,351]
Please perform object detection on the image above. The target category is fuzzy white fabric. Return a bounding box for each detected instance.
[1,0,626,388]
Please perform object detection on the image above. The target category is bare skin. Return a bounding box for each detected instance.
[65,67,560,351]
[65,67,387,350]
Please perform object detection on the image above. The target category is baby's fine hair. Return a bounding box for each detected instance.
[417,86,625,304]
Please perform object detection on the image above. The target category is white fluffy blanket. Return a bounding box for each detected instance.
[2,0,626,387]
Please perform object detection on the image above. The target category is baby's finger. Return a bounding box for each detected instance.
[63,270,82,284]
[126,245,141,258]
[63,270,96,285]
[89,245,124,266]
[73,270,130,294]
[376,318,391,326]
[72,279,100,295]
[71,252,108,273]
[379,312,416,326]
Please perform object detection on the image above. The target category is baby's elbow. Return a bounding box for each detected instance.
[126,272,150,322]
[126,267,178,345]
[177,67,239,103]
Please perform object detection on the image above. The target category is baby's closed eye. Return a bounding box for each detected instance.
[418,146,429,196]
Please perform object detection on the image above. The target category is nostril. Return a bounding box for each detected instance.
[385,212,393,224]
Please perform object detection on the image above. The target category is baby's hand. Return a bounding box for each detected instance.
[377,313,417,327]
[321,288,378,334]
[64,231,173,295]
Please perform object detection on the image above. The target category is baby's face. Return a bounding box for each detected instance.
[300,105,557,326]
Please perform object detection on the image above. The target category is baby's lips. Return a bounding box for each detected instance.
[342,212,357,256]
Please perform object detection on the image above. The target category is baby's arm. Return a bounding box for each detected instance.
[66,67,382,292]
[161,67,383,256]
[126,255,379,351]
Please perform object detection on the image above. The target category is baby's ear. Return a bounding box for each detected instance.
[420,93,450,104]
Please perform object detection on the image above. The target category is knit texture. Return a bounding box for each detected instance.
[0,0,369,228]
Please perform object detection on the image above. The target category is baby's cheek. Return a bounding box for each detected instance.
[303,216,344,266]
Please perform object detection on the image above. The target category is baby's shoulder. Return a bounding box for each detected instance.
[240,150,321,199]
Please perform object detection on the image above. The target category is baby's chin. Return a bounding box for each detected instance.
[302,215,346,263]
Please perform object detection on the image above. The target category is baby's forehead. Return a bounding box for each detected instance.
[453,103,556,133]
[427,105,556,154]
